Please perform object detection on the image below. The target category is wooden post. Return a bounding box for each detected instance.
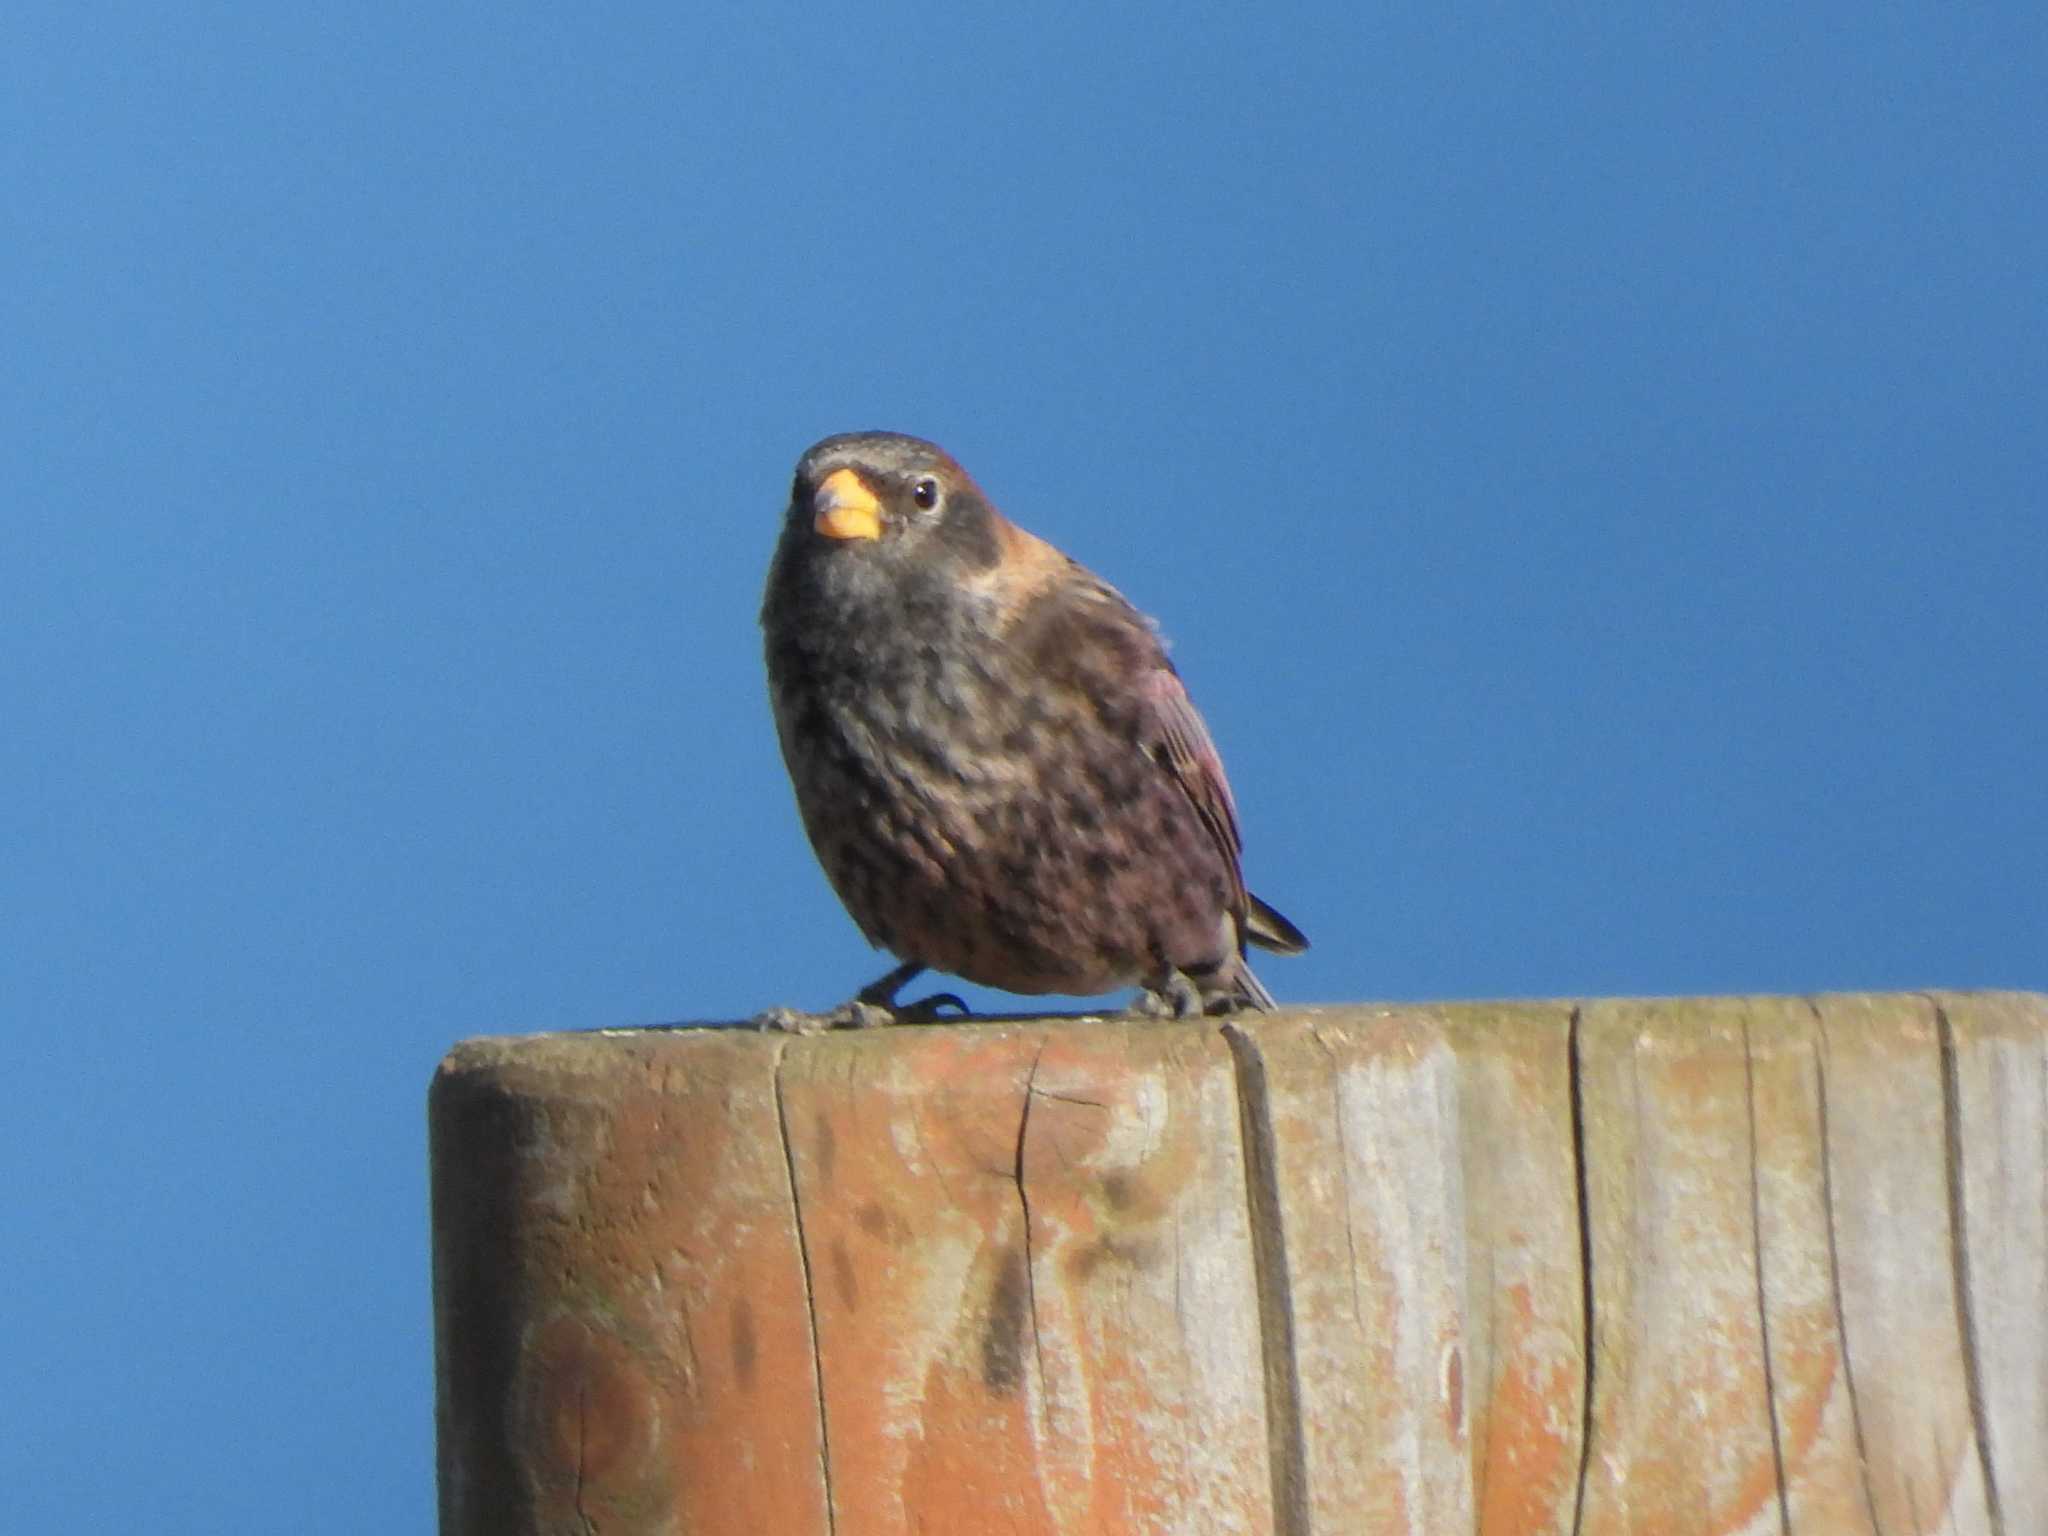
[429,992,2047,1535]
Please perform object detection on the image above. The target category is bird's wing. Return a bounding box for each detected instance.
[1143,679,1311,960]
[1137,664,1245,860]
[1139,659,1260,947]
[1006,569,1253,922]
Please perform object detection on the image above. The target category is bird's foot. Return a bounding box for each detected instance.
[750,989,970,1032]
[894,990,971,1023]
[1134,969,1206,1019]
[826,990,969,1028]
[1134,968,1256,1019]
[855,959,925,1008]
[818,992,971,1029]
[802,960,971,1028]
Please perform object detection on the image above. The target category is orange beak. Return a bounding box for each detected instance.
[814,468,883,541]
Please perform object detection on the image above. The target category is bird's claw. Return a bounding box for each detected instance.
[896,990,970,1023]
[825,990,970,1029]
[833,960,971,1026]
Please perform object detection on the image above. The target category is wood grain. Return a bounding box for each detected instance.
[1575,997,1779,1534]
[774,1019,1273,1536]
[1815,993,1995,1534]
[430,1029,828,1535]
[1225,1003,1583,1536]
[1939,991,2048,1535]
[1743,996,1881,1533]
[430,992,2048,1536]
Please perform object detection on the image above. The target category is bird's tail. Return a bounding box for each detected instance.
[1232,959,1279,1012]
[1244,892,1308,955]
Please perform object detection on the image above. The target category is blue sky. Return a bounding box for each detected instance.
[4,3,2043,1529]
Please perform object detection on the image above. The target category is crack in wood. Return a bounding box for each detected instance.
[1743,1010,1794,1536]
[772,1038,838,1536]
[1937,999,2007,1536]
[1221,1021,1310,1536]
[1013,1041,1050,1425]
[1811,998,1886,1536]
[1567,1004,1596,1536]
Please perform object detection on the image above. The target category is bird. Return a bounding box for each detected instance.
[760,430,1306,1022]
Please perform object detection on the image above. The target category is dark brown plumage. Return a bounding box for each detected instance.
[761,430,1306,1019]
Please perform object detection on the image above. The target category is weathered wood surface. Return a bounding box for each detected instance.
[430,991,2047,1536]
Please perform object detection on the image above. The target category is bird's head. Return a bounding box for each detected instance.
[780,431,1005,584]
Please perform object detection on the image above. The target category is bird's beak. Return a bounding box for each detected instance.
[813,469,884,542]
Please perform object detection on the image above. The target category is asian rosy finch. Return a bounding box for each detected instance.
[762,431,1305,1021]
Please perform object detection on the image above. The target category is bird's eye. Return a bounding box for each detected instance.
[911,476,942,511]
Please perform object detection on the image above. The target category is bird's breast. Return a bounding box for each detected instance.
[768,577,1027,779]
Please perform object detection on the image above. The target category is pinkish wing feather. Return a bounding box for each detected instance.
[1139,666,1250,913]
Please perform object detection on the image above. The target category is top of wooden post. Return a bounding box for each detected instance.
[431,991,2047,1536]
